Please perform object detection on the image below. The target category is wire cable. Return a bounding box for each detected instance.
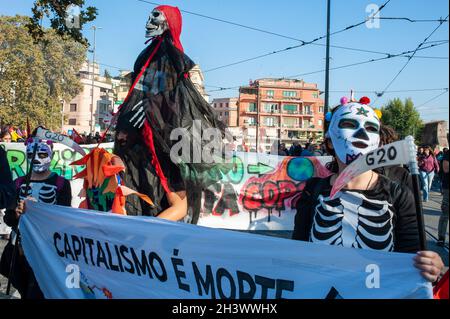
[374,15,449,103]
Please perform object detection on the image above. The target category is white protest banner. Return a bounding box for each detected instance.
[20,201,432,299]
[330,137,417,199]
[2,142,332,230]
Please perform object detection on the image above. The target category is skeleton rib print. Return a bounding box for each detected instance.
[311,191,394,251]
[19,182,58,205]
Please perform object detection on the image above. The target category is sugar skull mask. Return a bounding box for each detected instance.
[329,98,380,165]
[145,9,168,38]
[26,138,53,173]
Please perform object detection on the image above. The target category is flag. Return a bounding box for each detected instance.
[71,128,84,144]
[434,270,449,299]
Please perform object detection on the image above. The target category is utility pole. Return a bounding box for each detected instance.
[256,81,260,152]
[60,100,64,133]
[324,0,331,131]
[89,26,101,134]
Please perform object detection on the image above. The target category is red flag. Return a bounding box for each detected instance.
[72,128,84,144]
[434,270,449,299]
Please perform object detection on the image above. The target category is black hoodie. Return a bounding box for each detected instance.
[0,147,15,209]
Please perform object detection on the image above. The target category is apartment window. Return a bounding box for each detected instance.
[70,103,77,112]
[220,112,223,116]
[220,103,223,108]
[247,117,256,126]
[248,102,257,112]
[318,119,323,127]
[319,106,324,113]
[226,103,229,108]
[263,103,278,113]
[312,92,319,99]
[266,90,274,97]
[68,119,77,125]
[263,117,278,127]
[283,118,297,128]
[283,90,297,98]
[283,104,297,113]
[225,112,229,116]
[304,105,312,114]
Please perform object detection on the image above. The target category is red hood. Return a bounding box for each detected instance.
[156,5,184,53]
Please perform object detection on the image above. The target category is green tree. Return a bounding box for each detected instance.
[0,15,87,131]
[28,0,97,45]
[381,98,424,141]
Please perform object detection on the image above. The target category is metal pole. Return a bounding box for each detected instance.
[61,100,64,132]
[324,0,331,132]
[90,26,97,134]
[406,136,427,250]
[256,82,260,152]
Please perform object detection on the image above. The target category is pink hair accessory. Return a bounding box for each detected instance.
[340,97,348,105]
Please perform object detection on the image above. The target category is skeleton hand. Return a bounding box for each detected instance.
[129,100,147,129]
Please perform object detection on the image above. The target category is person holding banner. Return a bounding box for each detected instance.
[0,137,72,298]
[292,96,444,283]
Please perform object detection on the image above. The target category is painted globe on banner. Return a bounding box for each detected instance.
[287,157,314,182]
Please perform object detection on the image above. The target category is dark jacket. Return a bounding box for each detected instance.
[0,147,15,209]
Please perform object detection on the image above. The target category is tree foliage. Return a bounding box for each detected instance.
[0,15,87,131]
[381,98,424,141]
[28,0,97,45]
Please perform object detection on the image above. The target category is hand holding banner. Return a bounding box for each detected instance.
[330,137,417,199]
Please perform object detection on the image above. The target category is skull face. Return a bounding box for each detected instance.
[329,102,380,165]
[145,9,168,38]
[26,139,53,173]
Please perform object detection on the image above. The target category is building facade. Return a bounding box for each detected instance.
[189,64,209,103]
[62,61,115,134]
[211,97,239,127]
[238,78,324,152]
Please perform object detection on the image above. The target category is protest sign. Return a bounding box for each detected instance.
[331,138,417,198]
[20,201,432,299]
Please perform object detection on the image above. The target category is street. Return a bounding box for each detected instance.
[0,190,448,299]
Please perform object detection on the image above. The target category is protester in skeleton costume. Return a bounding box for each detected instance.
[1,137,72,298]
[292,96,444,283]
[114,5,229,221]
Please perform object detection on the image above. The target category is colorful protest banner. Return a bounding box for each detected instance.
[20,201,432,299]
[1,143,332,230]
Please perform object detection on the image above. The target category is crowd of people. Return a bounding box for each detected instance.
[0,3,447,299]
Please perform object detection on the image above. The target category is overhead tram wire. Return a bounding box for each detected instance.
[205,42,448,93]
[136,0,396,68]
[415,90,449,109]
[372,17,448,23]
[203,0,391,73]
[373,14,449,103]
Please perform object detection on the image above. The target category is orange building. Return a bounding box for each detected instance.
[211,97,239,127]
[238,78,324,151]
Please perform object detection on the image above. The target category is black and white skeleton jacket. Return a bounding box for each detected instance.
[293,175,420,253]
[4,173,72,229]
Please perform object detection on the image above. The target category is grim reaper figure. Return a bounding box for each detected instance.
[114,5,230,222]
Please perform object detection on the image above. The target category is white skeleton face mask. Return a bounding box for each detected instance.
[26,139,53,173]
[145,9,168,38]
[329,99,380,165]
